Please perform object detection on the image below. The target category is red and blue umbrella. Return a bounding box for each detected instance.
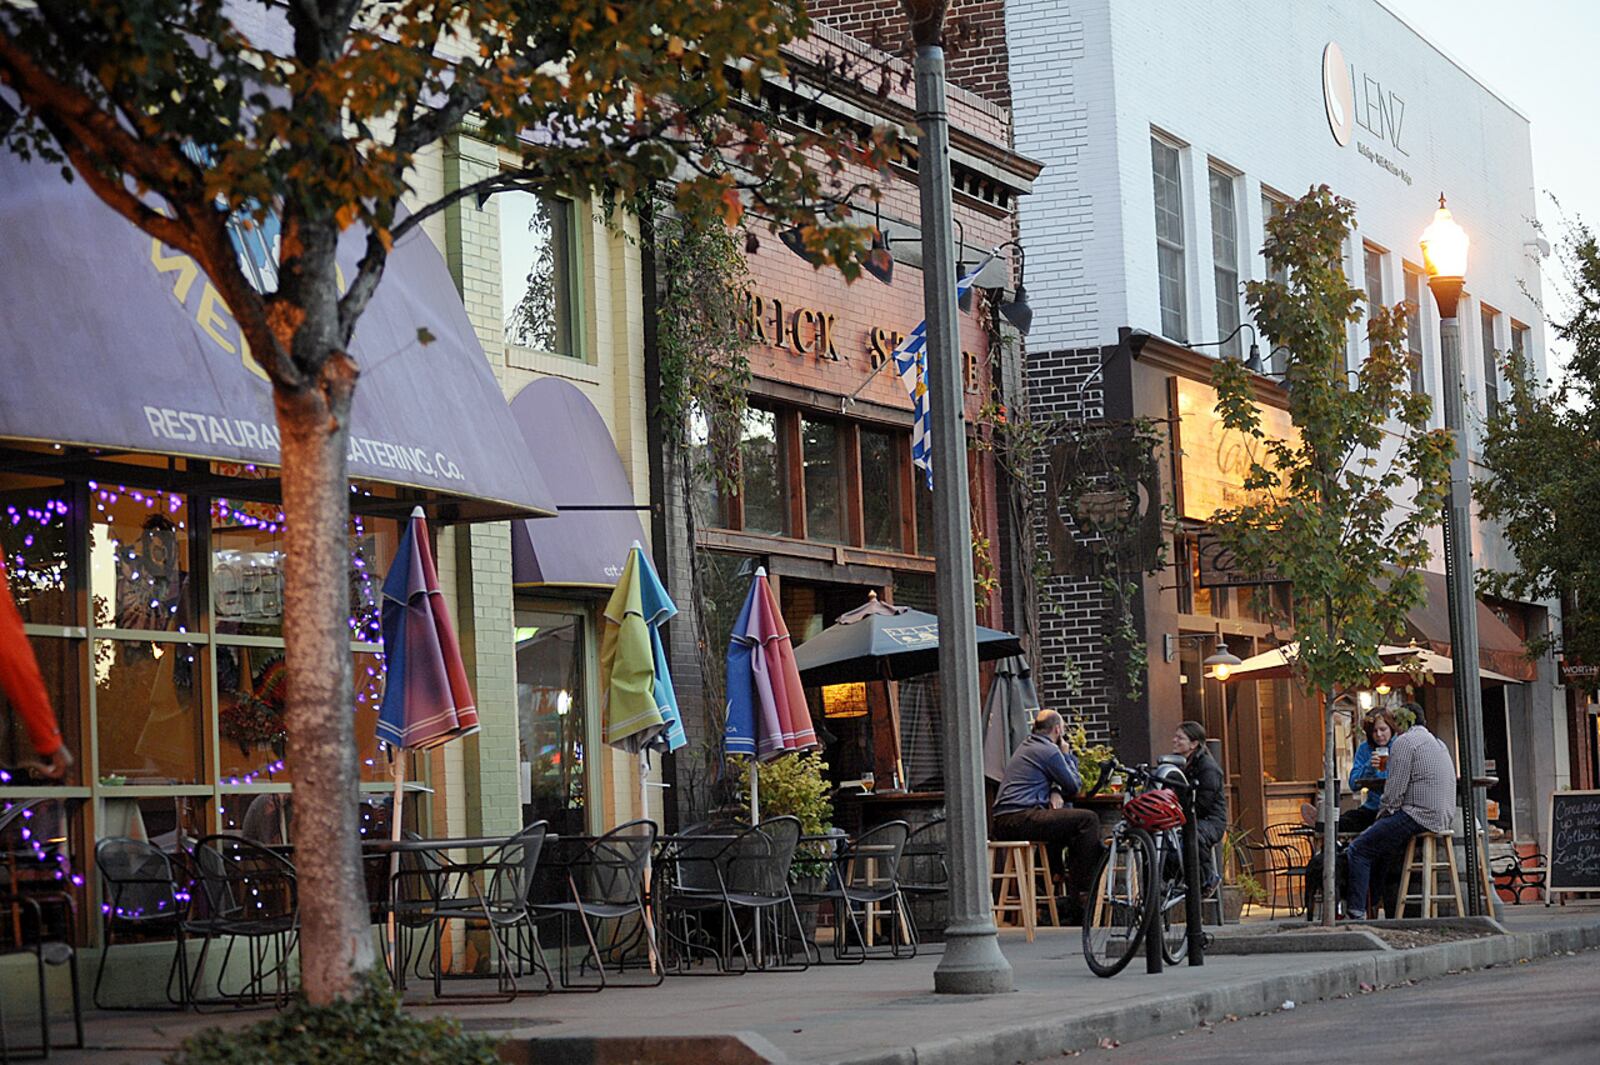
[724,567,817,819]
[376,508,478,751]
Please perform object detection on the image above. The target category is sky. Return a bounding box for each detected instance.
[1380,0,1599,367]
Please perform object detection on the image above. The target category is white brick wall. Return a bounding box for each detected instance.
[1009,0,1548,576]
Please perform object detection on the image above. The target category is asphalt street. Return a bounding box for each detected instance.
[1042,945,1600,1065]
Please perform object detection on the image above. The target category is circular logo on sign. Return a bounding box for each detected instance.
[1322,42,1354,147]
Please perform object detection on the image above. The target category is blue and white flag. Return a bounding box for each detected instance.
[892,265,985,489]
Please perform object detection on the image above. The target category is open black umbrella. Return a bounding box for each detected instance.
[792,592,1024,686]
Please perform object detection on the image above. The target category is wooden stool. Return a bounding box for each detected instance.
[1395,831,1464,918]
[988,841,1037,941]
[1029,842,1061,928]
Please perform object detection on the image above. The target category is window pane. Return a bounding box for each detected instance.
[913,479,934,555]
[1482,307,1501,421]
[686,408,723,528]
[97,795,209,853]
[1152,138,1186,342]
[501,191,577,357]
[1209,168,1240,357]
[802,416,844,544]
[860,429,901,551]
[95,638,204,784]
[1364,246,1385,355]
[0,636,81,785]
[516,610,587,838]
[1,477,76,625]
[90,486,192,632]
[893,570,936,612]
[348,516,397,644]
[1405,270,1426,394]
[211,498,285,637]
[739,407,786,535]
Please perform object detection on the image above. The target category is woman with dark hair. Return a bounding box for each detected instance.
[1171,720,1228,893]
[1338,709,1398,834]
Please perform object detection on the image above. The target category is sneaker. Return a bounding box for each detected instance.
[1202,873,1222,899]
[1344,909,1367,921]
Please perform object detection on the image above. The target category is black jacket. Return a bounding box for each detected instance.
[1186,746,1228,842]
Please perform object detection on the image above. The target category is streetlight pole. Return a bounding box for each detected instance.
[906,0,1013,994]
[1420,196,1492,917]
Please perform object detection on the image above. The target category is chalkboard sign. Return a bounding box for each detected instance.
[1547,789,1600,895]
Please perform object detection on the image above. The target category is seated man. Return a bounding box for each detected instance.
[991,709,1105,917]
[1343,702,1456,920]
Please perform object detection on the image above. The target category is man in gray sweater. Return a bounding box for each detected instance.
[1344,702,1457,920]
[992,710,1106,916]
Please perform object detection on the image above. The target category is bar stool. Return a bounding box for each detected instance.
[1395,831,1464,918]
[1028,843,1061,928]
[987,841,1037,941]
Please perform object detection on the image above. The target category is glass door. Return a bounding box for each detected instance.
[514,605,593,837]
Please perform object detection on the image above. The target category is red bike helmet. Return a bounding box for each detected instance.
[1124,789,1186,831]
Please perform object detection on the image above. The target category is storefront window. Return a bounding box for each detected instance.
[95,638,205,784]
[0,636,81,785]
[860,428,901,551]
[515,609,588,837]
[740,406,786,536]
[802,416,845,544]
[912,478,934,555]
[1,476,76,625]
[211,498,285,637]
[90,485,191,632]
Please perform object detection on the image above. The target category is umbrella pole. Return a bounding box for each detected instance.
[748,762,762,965]
[387,754,405,988]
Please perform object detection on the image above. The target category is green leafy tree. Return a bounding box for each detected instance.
[0,0,892,1001]
[1477,221,1600,679]
[1208,186,1453,925]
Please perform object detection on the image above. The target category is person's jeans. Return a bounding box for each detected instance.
[1344,810,1424,917]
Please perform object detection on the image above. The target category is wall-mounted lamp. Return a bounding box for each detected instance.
[1164,632,1243,680]
[997,240,1032,336]
[779,226,825,267]
[1189,322,1263,370]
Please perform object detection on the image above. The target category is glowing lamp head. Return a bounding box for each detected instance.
[1358,690,1376,711]
[1420,194,1469,281]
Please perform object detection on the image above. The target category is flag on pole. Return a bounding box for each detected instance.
[891,264,985,489]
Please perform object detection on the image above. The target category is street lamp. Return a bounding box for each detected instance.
[1419,193,1493,917]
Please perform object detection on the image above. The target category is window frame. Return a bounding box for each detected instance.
[1403,264,1427,395]
[1480,303,1502,422]
[497,187,587,363]
[1208,163,1242,358]
[1151,133,1189,343]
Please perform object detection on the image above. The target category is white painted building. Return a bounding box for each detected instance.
[1007,0,1566,856]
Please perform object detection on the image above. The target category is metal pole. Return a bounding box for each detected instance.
[1433,301,1491,917]
[1182,785,1205,965]
[915,40,1013,995]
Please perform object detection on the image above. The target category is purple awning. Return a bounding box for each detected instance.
[0,150,555,521]
[509,379,646,588]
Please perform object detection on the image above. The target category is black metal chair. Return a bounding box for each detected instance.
[804,820,914,961]
[897,817,948,945]
[655,821,740,975]
[185,834,298,1008]
[531,819,660,991]
[93,837,190,1009]
[1,799,84,1059]
[391,821,551,1000]
[1261,822,1314,918]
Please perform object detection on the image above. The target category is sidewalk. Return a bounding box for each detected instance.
[26,906,1600,1065]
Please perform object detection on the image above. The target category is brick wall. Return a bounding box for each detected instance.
[807,0,1014,109]
[1024,344,1118,746]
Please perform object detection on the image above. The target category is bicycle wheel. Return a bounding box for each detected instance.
[1150,832,1189,965]
[1082,826,1155,978]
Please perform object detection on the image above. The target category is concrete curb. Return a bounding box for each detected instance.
[821,921,1600,1065]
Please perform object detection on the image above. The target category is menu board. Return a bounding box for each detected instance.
[1547,790,1600,894]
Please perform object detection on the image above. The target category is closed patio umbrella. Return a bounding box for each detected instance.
[724,567,817,820]
[376,507,478,962]
[982,655,1040,782]
[599,543,686,815]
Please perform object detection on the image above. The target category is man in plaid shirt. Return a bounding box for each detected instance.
[1343,702,1456,920]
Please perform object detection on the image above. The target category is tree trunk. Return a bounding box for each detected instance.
[276,354,373,1003]
[1321,686,1338,928]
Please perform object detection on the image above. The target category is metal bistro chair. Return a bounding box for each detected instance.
[684,816,813,973]
[93,838,191,1010]
[897,817,948,946]
[1261,822,1314,918]
[393,821,552,1001]
[806,820,914,962]
[1,799,84,1060]
[531,819,660,991]
[185,835,298,1009]
[656,822,742,975]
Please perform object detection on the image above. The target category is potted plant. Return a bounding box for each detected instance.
[1063,716,1117,794]
[733,753,835,887]
[1219,829,1268,923]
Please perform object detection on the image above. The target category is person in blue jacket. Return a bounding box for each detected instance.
[1338,709,1396,834]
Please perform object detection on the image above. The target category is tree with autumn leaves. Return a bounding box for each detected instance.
[0,0,893,1001]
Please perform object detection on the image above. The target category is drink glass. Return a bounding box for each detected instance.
[1373,746,1389,773]
[861,771,875,793]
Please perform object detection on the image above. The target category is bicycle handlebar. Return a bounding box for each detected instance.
[1099,756,1197,796]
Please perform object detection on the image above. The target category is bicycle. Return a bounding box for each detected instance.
[1081,757,1196,977]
